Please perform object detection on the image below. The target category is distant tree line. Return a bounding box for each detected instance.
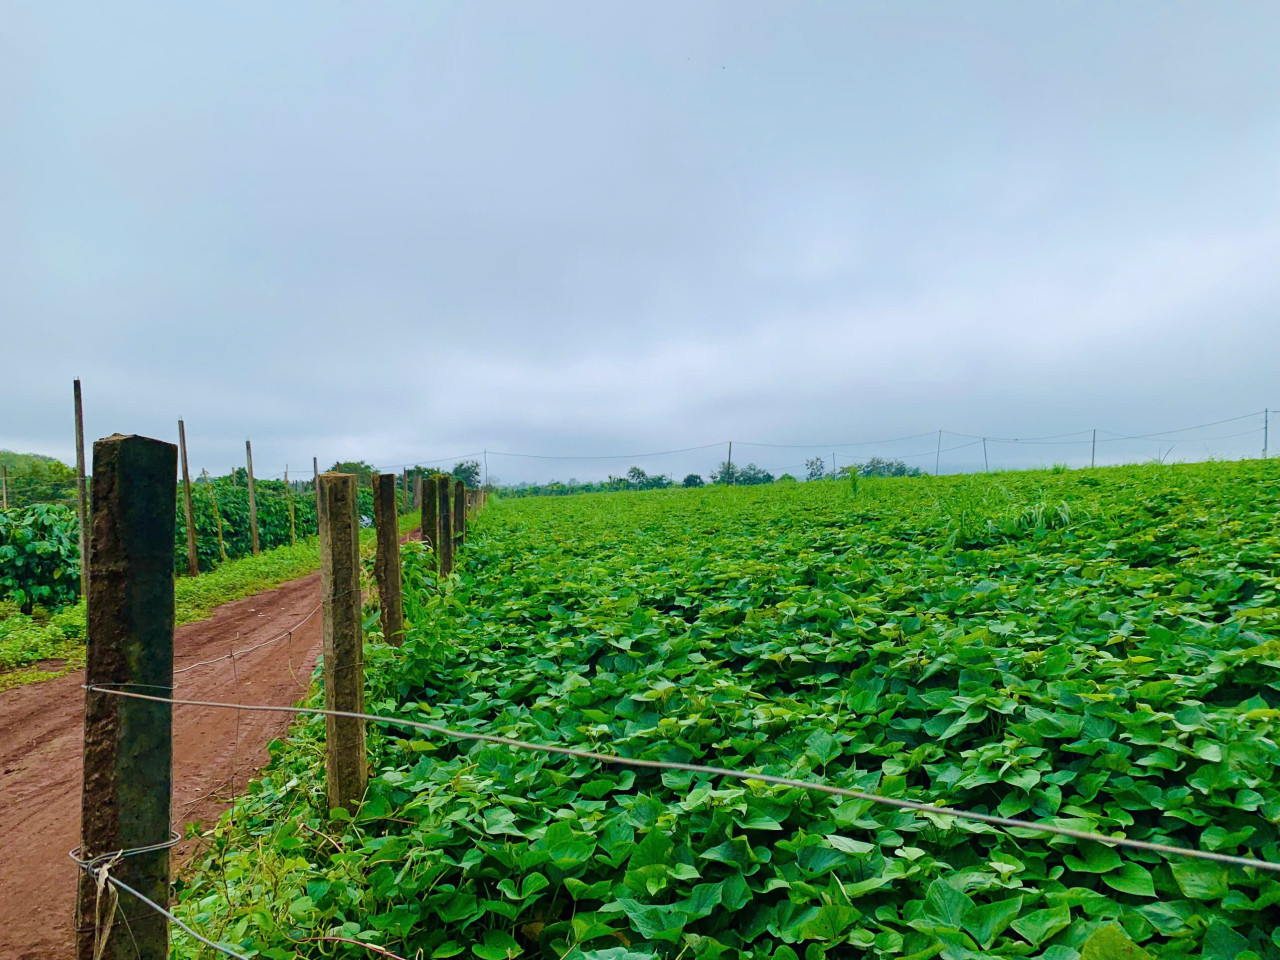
[496,457,924,498]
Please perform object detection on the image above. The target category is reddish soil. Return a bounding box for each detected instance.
[0,571,323,960]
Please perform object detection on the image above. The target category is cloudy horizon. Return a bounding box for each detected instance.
[4,2,1278,484]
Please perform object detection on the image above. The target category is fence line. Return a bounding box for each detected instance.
[85,683,1280,876]
[353,407,1275,483]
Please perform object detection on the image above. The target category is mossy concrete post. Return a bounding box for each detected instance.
[453,479,466,547]
[178,419,198,576]
[245,439,260,555]
[77,434,176,960]
[437,475,453,577]
[318,472,366,814]
[372,473,404,646]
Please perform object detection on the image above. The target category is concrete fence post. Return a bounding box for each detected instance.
[76,433,176,960]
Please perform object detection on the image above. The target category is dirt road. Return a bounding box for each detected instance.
[0,570,324,960]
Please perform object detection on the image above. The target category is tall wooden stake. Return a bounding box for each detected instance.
[1,465,7,510]
[402,467,409,512]
[1091,429,1097,468]
[437,475,453,577]
[726,441,733,485]
[318,472,366,813]
[77,434,176,960]
[313,456,320,513]
[74,378,89,597]
[453,479,466,548]
[285,466,297,545]
[935,430,942,475]
[422,475,438,557]
[982,438,989,473]
[178,420,198,576]
[372,474,405,646]
[202,469,228,562]
[245,440,260,555]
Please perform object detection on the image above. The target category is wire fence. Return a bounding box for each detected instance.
[356,407,1278,487]
[72,674,1280,957]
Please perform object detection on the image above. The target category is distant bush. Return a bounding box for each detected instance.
[710,461,775,485]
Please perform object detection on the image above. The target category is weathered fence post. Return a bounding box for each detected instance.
[178,420,198,576]
[202,468,228,562]
[437,475,453,576]
[453,479,466,547]
[318,472,366,813]
[74,378,89,596]
[372,473,404,646]
[402,467,409,512]
[422,474,438,553]
[285,466,297,545]
[245,439,260,555]
[77,434,176,960]
[313,456,320,515]
[1,465,7,510]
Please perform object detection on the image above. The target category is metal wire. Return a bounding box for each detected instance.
[172,604,321,675]
[85,683,1280,875]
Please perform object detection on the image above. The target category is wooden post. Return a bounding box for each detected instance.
[982,438,989,473]
[1,465,7,510]
[178,420,198,576]
[422,475,438,555]
[74,378,89,597]
[372,474,404,646]
[453,479,466,547]
[1091,429,1097,469]
[245,440,260,555]
[285,466,297,545]
[202,469,228,563]
[935,430,942,475]
[402,468,409,512]
[77,434,176,960]
[318,472,366,814]
[313,456,320,514]
[726,441,734,486]
[437,475,453,577]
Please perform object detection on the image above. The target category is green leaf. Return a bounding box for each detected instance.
[919,879,974,931]
[1201,918,1250,960]
[797,904,861,940]
[1101,863,1156,897]
[1079,924,1153,960]
[962,896,1023,948]
[473,929,522,960]
[1010,906,1071,946]
[1064,842,1123,874]
[1170,859,1229,900]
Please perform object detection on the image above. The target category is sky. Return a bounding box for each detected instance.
[3,2,1278,484]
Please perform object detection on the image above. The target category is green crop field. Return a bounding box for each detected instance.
[177,461,1280,959]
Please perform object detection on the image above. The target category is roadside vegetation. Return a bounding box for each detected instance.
[175,459,1280,958]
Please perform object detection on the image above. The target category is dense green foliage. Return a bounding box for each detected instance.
[0,503,79,610]
[179,460,1280,958]
[0,450,77,507]
[176,479,331,573]
[0,516,407,690]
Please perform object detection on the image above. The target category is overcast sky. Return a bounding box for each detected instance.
[4,2,1278,482]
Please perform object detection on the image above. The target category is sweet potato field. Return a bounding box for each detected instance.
[178,461,1280,959]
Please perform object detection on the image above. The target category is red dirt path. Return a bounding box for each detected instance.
[0,570,323,960]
